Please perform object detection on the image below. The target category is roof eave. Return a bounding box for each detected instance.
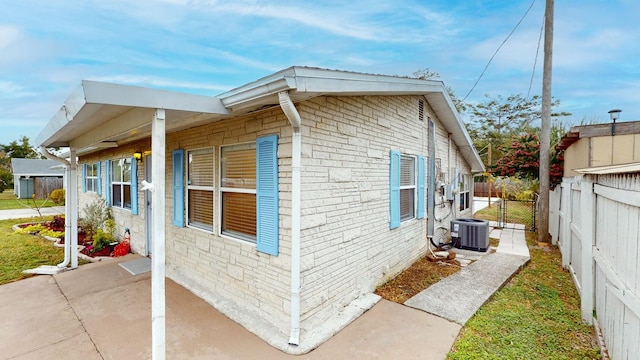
[36,81,229,148]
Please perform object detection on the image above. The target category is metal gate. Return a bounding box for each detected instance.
[497,198,538,231]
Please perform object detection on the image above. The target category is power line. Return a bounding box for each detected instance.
[527,14,545,99]
[462,0,538,101]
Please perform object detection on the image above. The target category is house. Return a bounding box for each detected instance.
[10,158,64,199]
[556,120,640,176]
[35,67,484,354]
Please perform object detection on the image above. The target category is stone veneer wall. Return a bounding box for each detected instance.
[76,94,475,351]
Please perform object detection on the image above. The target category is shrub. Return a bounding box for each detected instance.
[50,188,65,205]
[92,229,114,252]
[79,197,114,241]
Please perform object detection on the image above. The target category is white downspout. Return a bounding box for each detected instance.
[39,146,76,269]
[278,91,302,346]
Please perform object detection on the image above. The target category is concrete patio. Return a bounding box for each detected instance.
[1,222,529,359]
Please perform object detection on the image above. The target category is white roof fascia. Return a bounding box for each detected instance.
[36,81,229,148]
[219,66,484,173]
[574,162,640,175]
[428,90,485,173]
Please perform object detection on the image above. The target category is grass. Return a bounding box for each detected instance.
[0,190,58,210]
[0,217,67,285]
[447,231,601,359]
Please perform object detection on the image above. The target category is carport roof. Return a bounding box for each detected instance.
[35,66,484,172]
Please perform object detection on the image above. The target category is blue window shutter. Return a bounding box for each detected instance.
[82,164,87,193]
[172,149,185,227]
[130,157,138,215]
[96,163,102,196]
[389,150,400,229]
[105,160,111,207]
[417,155,426,219]
[256,135,279,256]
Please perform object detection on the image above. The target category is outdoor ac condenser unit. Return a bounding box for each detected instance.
[450,218,490,252]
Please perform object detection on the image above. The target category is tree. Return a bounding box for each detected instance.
[465,94,571,172]
[493,132,564,189]
[0,136,44,192]
[494,133,540,180]
[1,136,41,159]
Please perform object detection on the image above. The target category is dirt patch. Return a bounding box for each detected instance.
[374,255,462,304]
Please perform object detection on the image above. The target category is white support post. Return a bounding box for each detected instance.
[151,109,166,360]
[69,149,79,269]
[580,178,595,324]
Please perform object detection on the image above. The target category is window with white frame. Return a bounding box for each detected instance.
[459,174,471,211]
[187,148,214,232]
[220,143,257,242]
[400,155,417,221]
[111,158,132,209]
[86,163,98,192]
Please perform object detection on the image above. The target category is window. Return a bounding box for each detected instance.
[85,163,99,193]
[400,155,416,221]
[220,143,257,242]
[390,150,425,229]
[187,148,214,232]
[111,158,132,209]
[459,174,471,211]
[171,135,279,254]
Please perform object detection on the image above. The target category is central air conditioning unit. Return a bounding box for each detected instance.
[450,218,490,252]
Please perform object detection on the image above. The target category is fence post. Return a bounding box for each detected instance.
[560,179,571,268]
[579,178,595,324]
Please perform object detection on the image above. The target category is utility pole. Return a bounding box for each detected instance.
[488,143,492,208]
[539,0,553,243]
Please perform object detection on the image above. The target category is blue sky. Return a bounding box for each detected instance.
[1,0,639,146]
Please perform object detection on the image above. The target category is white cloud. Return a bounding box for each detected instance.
[0,25,22,50]
[0,81,36,98]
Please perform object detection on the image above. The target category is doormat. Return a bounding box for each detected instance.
[119,257,151,275]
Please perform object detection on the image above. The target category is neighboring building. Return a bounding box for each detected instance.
[10,158,64,199]
[557,120,640,177]
[35,67,484,353]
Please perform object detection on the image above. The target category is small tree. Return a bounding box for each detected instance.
[492,132,563,188]
[494,133,540,180]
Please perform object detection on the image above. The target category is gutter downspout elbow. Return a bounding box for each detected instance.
[278,91,302,346]
[39,146,72,268]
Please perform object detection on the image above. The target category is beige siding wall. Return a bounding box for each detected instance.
[564,138,590,176]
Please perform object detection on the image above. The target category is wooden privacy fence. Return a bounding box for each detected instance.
[550,175,640,359]
[35,177,63,199]
[473,182,501,198]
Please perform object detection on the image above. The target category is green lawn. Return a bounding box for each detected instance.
[447,231,601,359]
[0,217,66,285]
[0,190,58,210]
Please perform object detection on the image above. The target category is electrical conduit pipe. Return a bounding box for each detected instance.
[278,91,302,346]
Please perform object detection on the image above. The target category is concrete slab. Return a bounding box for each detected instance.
[0,206,65,220]
[0,276,100,359]
[404,252,529,325]
[496,227,530,257]
[2,255,463,359]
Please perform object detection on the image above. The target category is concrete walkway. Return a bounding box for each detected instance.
[1,224,530,359]
[0,206,65,220]
[1,255,461,360]
[405,223,530,325]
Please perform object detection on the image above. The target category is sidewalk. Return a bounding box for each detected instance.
[0,206,65,220]
[405,223,530,325]
[0,225,530,359]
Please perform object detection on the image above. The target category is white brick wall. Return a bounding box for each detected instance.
[75,94,477,349]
